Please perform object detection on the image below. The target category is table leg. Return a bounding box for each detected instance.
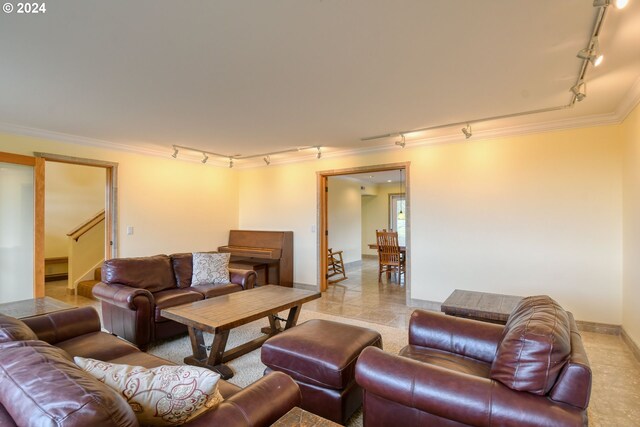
[184,328,234,380]
[285,305,301,329]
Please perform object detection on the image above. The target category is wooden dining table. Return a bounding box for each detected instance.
[368,243,406,252]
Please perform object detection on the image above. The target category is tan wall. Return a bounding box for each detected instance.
[328,177,361,264]
[0,134,239,257]
[69,219,104,287]
[45,162,105,258]
[622,102,640,345]
[361,182,403,256]
[239,125,623,324]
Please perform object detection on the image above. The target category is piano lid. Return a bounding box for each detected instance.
[218,245,282,260]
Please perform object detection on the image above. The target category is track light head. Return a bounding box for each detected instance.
[577,37,603,66]
[263,156,271,165]
[171,146,179,158]
[201,153,208,164]
[395,134,406,148]
[316,146,322,159]
[571,80,587,102]
[461,123,472,139]
[229,158,234,168]
[593,0,628,8]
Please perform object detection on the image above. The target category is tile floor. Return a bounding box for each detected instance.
[45,257,640,425]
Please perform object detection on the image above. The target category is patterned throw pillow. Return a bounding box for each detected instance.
[75,357,223,426]
[191,252,230,286]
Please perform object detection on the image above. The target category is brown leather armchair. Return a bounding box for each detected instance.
[93,253,257,350]
[355,296,591,427]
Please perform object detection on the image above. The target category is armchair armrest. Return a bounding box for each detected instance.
[22,306,101,345]
[92,282,153,310]
[356,347,586,427]
[187,372,301,427]
[409,309,504,363]
[229,269,257,290]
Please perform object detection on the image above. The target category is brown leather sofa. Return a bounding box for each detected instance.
[93,253,257,349]
[355,296,592,427]
[0,306,300,427]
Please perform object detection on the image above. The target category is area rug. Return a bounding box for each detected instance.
[147,309,407,426]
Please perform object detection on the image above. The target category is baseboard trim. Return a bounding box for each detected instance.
[45,273,68,282]
[292,282,317,291]
[575,320,621,335]
[621,327,640,363]
[362,254,377,259]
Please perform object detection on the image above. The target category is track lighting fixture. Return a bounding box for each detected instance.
[316,146,322,159]
[593,0,628,9]
[571,80,587,102]
[171,146,179,158]
[395,134,406,148]
[201,153,209,164]
[461,123,472,139]
[577,36,603,67]
[263,156,271,165]
[229,158,234,168]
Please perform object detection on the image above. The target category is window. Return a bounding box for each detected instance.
[389,193,406,246]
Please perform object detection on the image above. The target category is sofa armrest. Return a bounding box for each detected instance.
[187,372,301,427]
[92,282,154,310]
[21,307,101,345]
[355,347,586,427]
[409,309,504,363]
[229,269,257,290]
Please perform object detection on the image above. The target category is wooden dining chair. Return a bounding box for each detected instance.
[375,229,405,282]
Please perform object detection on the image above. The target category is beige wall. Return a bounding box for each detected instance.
[239,126,623,324]
[622,102,640,345]
[361,182,403,256]
[45,162,105,258]
[1,121,628,325]
[0,134,239,257]
[328,177,362,264]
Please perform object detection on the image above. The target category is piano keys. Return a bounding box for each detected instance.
[218,230,293,287]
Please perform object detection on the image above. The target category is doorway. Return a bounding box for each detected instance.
[317,162,410,297]
[35,152,118,297]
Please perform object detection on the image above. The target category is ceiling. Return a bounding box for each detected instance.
[1,1,639,166]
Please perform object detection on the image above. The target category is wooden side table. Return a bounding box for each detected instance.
[271,407,342,427]
[441,289,522,324]
[0,297,75,319]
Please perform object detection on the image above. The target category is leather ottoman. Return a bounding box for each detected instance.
[261,319,382,424]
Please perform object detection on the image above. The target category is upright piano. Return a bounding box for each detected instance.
[218,230,293,287]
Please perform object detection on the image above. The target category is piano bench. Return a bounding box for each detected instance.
[230,260,270,286]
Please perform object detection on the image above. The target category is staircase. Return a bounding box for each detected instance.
[76,267,101,300]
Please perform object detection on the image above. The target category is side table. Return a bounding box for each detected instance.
[271,407,342,427]
[441,289,522,324]
[0,296,75,319]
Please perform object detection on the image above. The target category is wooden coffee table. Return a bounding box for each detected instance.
[161,285,321,379]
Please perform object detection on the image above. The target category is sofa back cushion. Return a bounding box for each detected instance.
[0,314,38,343]
[490,295,571,395]
[0,340,137,427]
[170,253,193,288]
[102,255,176,293]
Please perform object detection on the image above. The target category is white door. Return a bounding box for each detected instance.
[0,152,44,303]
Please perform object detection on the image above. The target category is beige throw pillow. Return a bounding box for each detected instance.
[75,357,223,426]
[191,252,230,285]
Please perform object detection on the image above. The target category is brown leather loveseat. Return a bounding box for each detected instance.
[355,295,592,426]
[93,253,257,349]
[0,306,299,426]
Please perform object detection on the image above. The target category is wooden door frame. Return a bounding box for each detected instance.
[34,152,119,260]
[317,162,410,292]
[0,152,45,297]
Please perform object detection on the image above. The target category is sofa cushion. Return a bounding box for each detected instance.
[102,255,176,293]
[399,345,491,378]
[154,288,203,322]
[192,252,230,285]
[0,340,137,427]
[0,313,38,343]
[191,282,243,299]
[75,357,223,426]
[490,295,571,395]
[171,252,194,288]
